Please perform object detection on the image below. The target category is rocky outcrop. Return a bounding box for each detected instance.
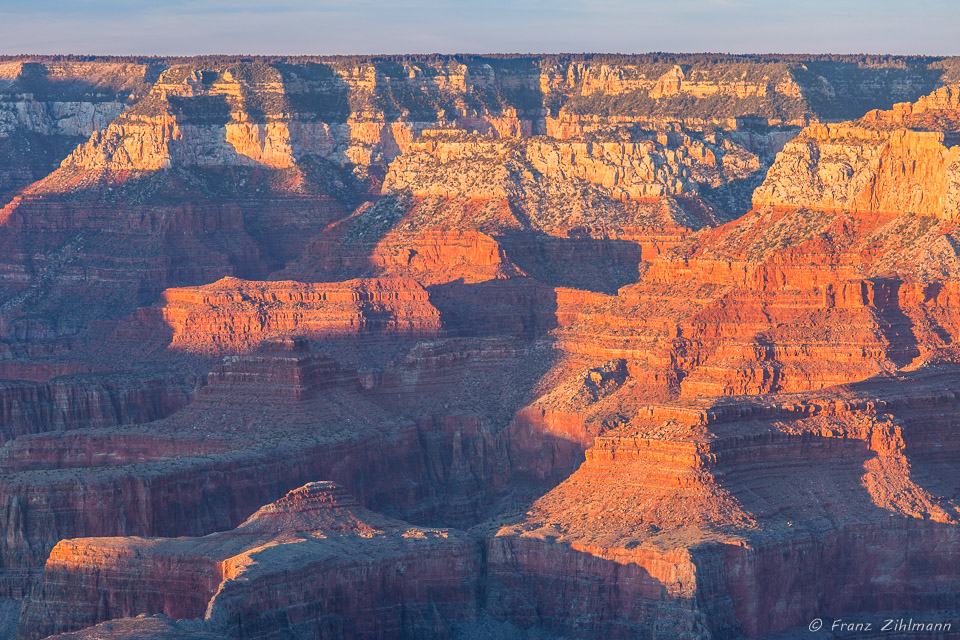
[0,336,535,604]
[378,126,761,226]
[53,62,524,175]
[281,196,674,292]
[0,97,125,141]
[540,56,950,124]
[0,61,150,202]
[473,86,960,639]
[383,131,721,200]
[2,55,947,356]
[18,482,480,640]
[753,85,960,220]
[41,615,229,640]
[487,367,960,637]
[0,60,147,142]
[0,178,353,353]
[121,276,443,355]
[288,227,519,286]
[753,123,960,219]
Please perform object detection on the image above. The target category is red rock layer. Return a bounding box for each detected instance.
[0,372,193,442]
[487,367,960,638]
[0,432,231,473]
[0,188,350,356]
[468,86,960,638]
[284,225,520,286]
[0,336,545,600]
[2,61,960,640]
[120,276,443,355]
[201,335,355,399]
[18,482,480,640]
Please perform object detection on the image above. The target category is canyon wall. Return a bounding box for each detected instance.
[0,55,959,640]
[18,482,481,640]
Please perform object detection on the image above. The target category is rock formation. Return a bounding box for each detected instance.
[487,366,960,638]
[0,54,960,640]
[134,276,444,354]
[41,616,229,640]
[18,482,480,640]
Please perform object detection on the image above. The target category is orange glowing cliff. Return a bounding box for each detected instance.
[0,54,958,639]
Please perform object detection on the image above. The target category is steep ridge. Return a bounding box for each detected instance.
[0,63,366,359]
[548,87,960,406]
[753,85,960,219]
[5,54,953,358]
[1,55,955,365]
[278,119,762,292]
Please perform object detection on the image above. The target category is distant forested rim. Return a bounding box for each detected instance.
[1,52,957,68]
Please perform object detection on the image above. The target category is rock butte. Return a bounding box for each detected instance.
[0,53,958,639]
[18,482,479,640]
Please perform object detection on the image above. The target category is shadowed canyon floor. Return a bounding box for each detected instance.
[0,54,959,639]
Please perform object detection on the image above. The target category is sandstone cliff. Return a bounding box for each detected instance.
[2,55,952,357]
[0,61,150,203]
[18,482,480,640]
[132,276,444,354]
[471,85,960,638]
[0,55,959,640]
[488,366,960,638]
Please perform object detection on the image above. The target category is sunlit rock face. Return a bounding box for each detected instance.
[1,54,960,640]
[18,482,481,640]
[753,108,960,220]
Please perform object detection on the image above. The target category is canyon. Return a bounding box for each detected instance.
[0,53,958,639]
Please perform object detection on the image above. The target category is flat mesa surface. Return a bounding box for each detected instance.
[0,53,959,640]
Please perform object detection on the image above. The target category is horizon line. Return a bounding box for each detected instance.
[1,51,955,59]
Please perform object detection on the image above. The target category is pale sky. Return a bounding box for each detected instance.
[0,0,955,56]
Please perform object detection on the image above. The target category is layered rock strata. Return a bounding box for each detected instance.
[1,55,950,356]
[18,482,480,640]
[0,335,542,605]
[126,276,444,354]
[471,85,960,639]
[0,58,959,640]
[488,367,960,638]
[0,371,193,441]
